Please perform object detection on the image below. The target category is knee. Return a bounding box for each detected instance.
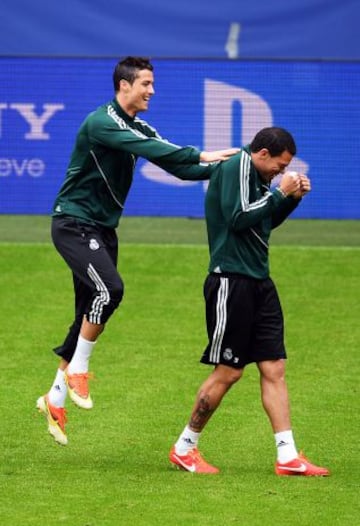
[89,278,124,324]
[110,278,124,307]
[272,360,286,381]
[215,365,243,387]
[260,359,286,383]
[228,368,243,386]
[105,280,124,317]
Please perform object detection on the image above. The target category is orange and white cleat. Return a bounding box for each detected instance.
[275,452,330,476]
[37,394,68,446]
[65,371,93,409]
[169,446,219,474]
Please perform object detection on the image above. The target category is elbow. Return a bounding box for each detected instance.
[228,210,248,232]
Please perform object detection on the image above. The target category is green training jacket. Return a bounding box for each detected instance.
[205,147,300,279]
[53,98,213,228]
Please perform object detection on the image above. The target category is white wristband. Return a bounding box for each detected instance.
[277,187,287,198]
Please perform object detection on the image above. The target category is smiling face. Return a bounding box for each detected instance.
[252,148,293,184]
[117,69,155,117]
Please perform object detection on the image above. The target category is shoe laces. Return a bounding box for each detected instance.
[188,448,206,466]
[298,451,309,463]
[68,372,94,396]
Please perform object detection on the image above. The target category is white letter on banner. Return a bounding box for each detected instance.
[203,79,308,183]
[204,79,273,150]
[0,103,8,138]
[9,103,65,140]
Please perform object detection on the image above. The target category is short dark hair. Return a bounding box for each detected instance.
[113,56,153,92]
[250,127,296,157]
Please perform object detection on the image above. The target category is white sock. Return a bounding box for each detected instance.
[48,369,67,408]
[275,430,298,463]
[174,425,200,455]
[67,335,96,374]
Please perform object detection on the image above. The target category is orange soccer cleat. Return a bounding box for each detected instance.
[37,394,68,446]
[169,446,219,474]
[65,371,94,409]
[275,452,330,477]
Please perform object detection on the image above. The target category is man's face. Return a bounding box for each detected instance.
[253,149,293,183]
[120,69,155,116]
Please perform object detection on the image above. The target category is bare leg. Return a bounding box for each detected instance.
[171,364,243,469]
[189,364,243,432]
[59,358,68,371]
[257,359,291,433]
[80,317,104,341]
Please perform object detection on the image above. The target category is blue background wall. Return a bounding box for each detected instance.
[0,57,359,219]
[1,1,359,218]
[1,0,360,59]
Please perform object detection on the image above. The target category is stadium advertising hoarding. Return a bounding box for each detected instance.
[2,1,359,60]
[0,57,359,219]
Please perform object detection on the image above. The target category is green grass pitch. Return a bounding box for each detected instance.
[0,217,359,525]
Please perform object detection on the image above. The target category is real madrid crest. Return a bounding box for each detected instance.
[223,348,233,361]
[89,238,100,251]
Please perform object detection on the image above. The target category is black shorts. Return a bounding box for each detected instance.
[51,216,124,327]
[200,273,286,369]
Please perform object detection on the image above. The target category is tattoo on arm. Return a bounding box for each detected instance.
[189,394,214,432]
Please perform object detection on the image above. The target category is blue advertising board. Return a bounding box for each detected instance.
[1,1,359,60]
[0,57,359,219]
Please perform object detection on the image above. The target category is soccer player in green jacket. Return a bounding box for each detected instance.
[37,56,238,446]
[170,127,330,476]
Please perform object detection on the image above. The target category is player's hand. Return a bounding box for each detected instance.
[200,148,240,162]
[299,174,311,196]
[279,172,301,196]
[290,174,311,199]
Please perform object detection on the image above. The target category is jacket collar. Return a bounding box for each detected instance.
[112,98,135,122]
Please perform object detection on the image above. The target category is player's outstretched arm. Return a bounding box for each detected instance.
[200,148,240,162]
